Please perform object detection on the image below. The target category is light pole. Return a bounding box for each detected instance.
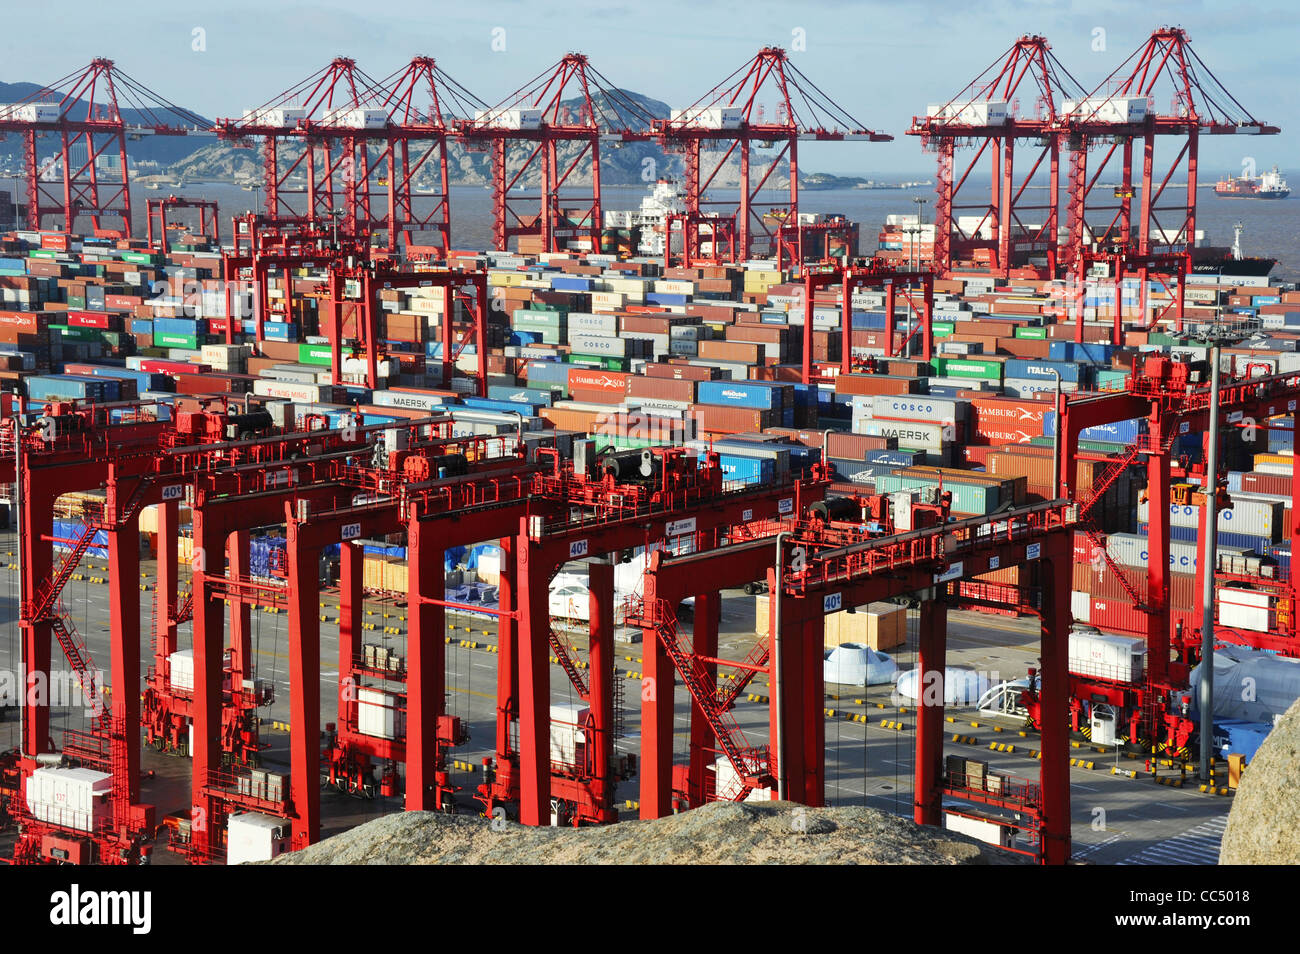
[906,196,928,359]
[1187,316,1256,782]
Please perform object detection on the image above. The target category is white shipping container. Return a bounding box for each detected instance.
[226,812,288,865]
[855,418,951,452]
[1068,630,1145,683]
[1071,590,1091,624]
[1062,96,1148,124]
[357,688,404,740]
[242,107,307,127]
[869,394,966,427]
[925,101,1009,125]
[944,811,1017,849]
[25,767,111,833]
[474,108,543,130]
[0,103,61,123]
[550,703,588,765]
[169,648,194,692]
[321,107,388,129]
[670,105,743,129]
[1137,498,1281,538]
[566,313,619,335]
[252,378,342,405]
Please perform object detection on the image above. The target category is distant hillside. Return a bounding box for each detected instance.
[0,80,211,168]
[0,79,869,189]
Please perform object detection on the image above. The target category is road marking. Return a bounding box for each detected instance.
[1115,815,1227,866]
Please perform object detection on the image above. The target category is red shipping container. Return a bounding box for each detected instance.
[833,374,919,397]
[827,432,893,460]
[40,233,69,251]
[568,368,630,394]
[644,362,720,382]
[626,376,696,402]
[1084,594,1145,636]
[689,404,773,434]
[968,395,1050,445]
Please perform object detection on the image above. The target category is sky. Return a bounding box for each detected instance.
[1,0,1295,178]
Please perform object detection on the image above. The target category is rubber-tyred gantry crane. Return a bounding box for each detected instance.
[146,195,219,255]
[456,53,656,254]
[799,258,936,384]
[908,35,1085,279]
[630,497,1078,864]
[0,58,211,237]
[655,47,891,262]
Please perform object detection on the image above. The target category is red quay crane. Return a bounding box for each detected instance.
[373,57,488,257]
[1060,27,1280,334]
[0,58,210,237]
[908,36,1086,280]
[455,53,658,254]
[655,47,891,262]
[214,58,390,240]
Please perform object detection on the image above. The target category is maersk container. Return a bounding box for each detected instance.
[697,380,787,411]
[857,419,949,452]
[1137,498,1282,540]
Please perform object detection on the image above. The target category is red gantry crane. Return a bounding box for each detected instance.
[908,35,1086,280]
[656,47,891,263]
[456,53,658,254]
[1060,27,1280,335]
[0,58,211,238]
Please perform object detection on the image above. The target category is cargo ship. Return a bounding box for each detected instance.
[1214,165,1289,199]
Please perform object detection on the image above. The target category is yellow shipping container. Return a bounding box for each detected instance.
[488,271,526,287]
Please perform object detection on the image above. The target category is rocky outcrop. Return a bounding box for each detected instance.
[1221,697,1300,864]
[271,800,1029,865]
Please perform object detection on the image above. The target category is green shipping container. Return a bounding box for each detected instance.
[299,343,334,366]
[934,357,1003,381]
[49,324,104,342]
[28,249,61,260]
[121,251,160,266]
[1014,327,1047,339]
[568,355,630,372]
[931,321,955,338]
[874,474,998,516]
[155,332,199,349]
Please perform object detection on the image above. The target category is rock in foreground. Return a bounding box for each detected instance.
[272,800,1029,865]
[1221,697,1300,864]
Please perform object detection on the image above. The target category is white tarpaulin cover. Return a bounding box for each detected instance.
[1189,646,1300,723]
[894,667,991,706]
[823,644,898,686]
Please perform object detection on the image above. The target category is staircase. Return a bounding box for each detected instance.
[29,476,156,624]
[716,639,769,711]
[631,598,769,798]
[549,623,589,698]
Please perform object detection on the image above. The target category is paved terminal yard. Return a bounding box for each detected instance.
[0,529,1228,865]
